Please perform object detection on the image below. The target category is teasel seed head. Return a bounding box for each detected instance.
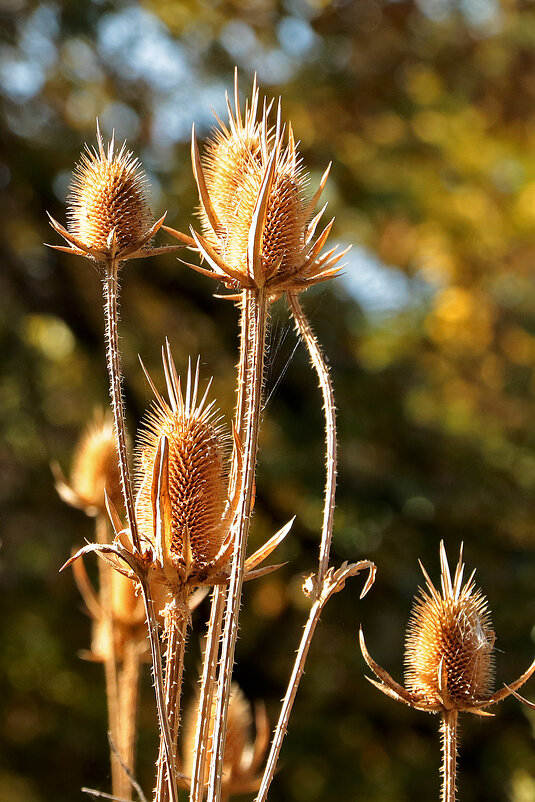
[47,127,179,262]
[182,683,269,796]
[405,545,495,709]
[68,131,152,253]
[164,74,347,294]
[135,348,230,588]
[360,541,535,716]
[54,409,123,516]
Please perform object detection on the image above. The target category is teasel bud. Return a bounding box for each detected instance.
[135,349,231,589]
[164,76,347,294]
[53,409,123,516]
[182,683,269,798]
[47,127,178,262]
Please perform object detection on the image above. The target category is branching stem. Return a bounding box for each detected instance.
[288,293,337,585]
[189,587,226,802]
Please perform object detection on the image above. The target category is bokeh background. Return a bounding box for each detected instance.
[3,0,535,800]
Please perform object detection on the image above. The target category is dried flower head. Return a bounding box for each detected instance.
[134,348,231,588]
[405,545,495,709]
[164,75,347,294]
[63,345,292,591]
[360,542,535,715]
[53,409,123,515]
[47,127,178,262]
[181,683,269,798]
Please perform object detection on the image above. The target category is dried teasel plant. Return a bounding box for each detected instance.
[64,346,291,802]
[48,127,179,560]
[181,683,270,801]
[54,410,142,800]
[51,78,376,802]
[53,408,122,517]
[360,542,535,802]
[163,74,374,802]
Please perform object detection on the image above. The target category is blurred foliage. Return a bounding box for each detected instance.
[3,0,535,800]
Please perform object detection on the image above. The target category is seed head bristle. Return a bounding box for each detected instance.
[135,355,229,576]
[405,544,495,708]
[67,129,153,254]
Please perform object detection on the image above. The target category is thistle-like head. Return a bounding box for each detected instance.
[165,74,347,295]
[405,543,495,710]
[134,346,230,589]
[47,126,179,263]
[360,542,535,716]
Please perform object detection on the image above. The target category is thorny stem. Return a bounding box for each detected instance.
[256,596,324,802]
[118,640,142,801]
[256,292,339,802]
[441,710,458,802]
[155,591,190,802]
[139,581,178,802]
[189,587,226,802]
[288,293,337,586]
[207,287,269,802]
[190,298,250,802]
[103,259,140,552]
[96,514,122,798]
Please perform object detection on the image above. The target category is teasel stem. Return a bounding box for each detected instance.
[189,587,226,802]
[441,710,458,802]
[139,581,178,802]
[103,257,140,553]
[95,513,123,798]
[256,593,325,802]
[190,298,250,802]
[287,292,337,585]
[207,287,269,802]
[118,639,142,801]
[255,293,338,802]
[154,590,190,802]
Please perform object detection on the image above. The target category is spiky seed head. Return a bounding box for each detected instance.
[203,127,308,286]
[67,131,152,254]
[182,683,253,787]
[405,546,495,709]
[135,365,229,580]
[56,409,122,515]
[196,81,317,288]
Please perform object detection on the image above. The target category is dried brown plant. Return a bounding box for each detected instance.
[360,542,535,802]
[181,684,269,801]
[50,79,377,802]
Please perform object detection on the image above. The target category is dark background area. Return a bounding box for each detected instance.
[3,0,535,800]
